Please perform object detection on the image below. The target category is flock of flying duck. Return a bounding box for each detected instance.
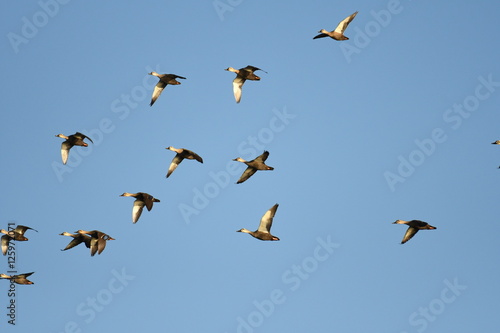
[2,11,448,286]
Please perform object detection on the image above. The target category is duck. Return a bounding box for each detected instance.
[59,232,92,251]
[55,132,93,164]
[0,272,35,285]
[233,151,274,184]
[75,230,115,256]
[492,140,500,144]
[225,65,266,103]
[120,192,160,223]
[148,72,186,106]
[0,225,38,240]
[1,225,38,255]
[165,146,203,178]
[392,219,436,244]
[237,204,280,241]
[313,11,358,41]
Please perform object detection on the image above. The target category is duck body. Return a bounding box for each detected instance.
[1,225,38,255]
[120,192,160,223]
[237,204,280,241]
[75,230,115,256]
[393,219,436,244]
[0,272,35,285]
[165,147,203,178]
[55,132,93,164]
[233,151,274,184]
[225,65,266,103]
[148,72,186,106]
[313,11,358,40]
[59,232,92,251]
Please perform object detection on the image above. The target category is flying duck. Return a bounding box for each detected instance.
[148,72,186,106]
[165,146,203,178]
[233,151,274,184]
[75,230,115,256]
[237,204,280,241]
[59,232,92,251]
[0,272,35,285]
[313,11,358,41]
[120,192,160,223]
[225,65,266,103]
[55,132,93,164]
[393,219,436,244]
[1,225,38,255]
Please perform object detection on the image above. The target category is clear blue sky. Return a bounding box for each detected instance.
[1,0,499,332]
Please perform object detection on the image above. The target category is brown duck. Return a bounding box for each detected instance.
[165,146,203,178]
[393,220,436,244]
[75,230,115,256]
[1,225,38,255]
[313,11,358,41]
[149,72,186,106]
[55,132,93,164]
[225,65,266,103]
[237,204,280,241]
[120,192,160,223]
[59,232,92,251]
[233,151,274,184]
[0,272,35,285]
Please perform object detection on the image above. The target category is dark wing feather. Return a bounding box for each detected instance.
[236,166,257,184]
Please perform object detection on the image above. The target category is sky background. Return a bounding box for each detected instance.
[1,0,499,332]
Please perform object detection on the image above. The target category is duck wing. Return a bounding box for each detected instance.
[232,76,245,103]
[61,141,72,164]
[236,166,257,184]
[313,33,329,39]
[90,238,99,256]
[1,235,10,255]
[184,150,203,163]
[257,204,279,233]
[14,225,38,234]
[141,193,157,211]
[150,80,167,106]
[132,199,146,223]
[73,132,93,144]
[401,227,419,244]
[96,238,107,255]
[334,11,358,34]
[166,155,184,178]
[163,74,186,83]
[243,65,266,73]
[61,236,85,251]
[254,151,270,163]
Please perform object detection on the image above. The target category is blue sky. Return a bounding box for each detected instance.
[1,0,499,332]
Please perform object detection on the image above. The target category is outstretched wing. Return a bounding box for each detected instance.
[167,155,184,178]
[185,150,203,163]
[401,227,419,244]
[150,81,167,106]
[74,132,93,144]
[132,200,146,223]
[334,11,358,34]
[258,204,279,233]
[313,33,329,39]
[61,141,72,164]
[236,166,257,184]
[61,237,85,251]
[1,235,10,255]
[254,151,270,163]
[232,76,245,103]
[14,225,38,234]
[96,238,107,255]
[243,65,265,73]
